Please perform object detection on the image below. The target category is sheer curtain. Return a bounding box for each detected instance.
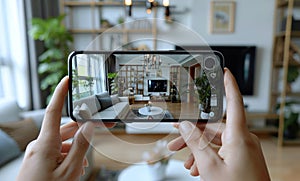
[0,0,31,109]
[91,55,106,93]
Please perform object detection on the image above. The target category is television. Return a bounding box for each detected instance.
[176,45,256,95]
[148,79,168,92]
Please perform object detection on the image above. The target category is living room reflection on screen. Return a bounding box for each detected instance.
[70,51,223,122]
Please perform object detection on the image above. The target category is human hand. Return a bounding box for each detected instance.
[168,69,270,181]
[17,77,114,181]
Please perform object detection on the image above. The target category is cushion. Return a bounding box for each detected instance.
[0,130,21,167]
[78,103,92,119]
[111,94,120,105]
[98,97,113,110]
[0,99,21,123]
[72,105,80,119]
[73,95,100,114]
[0,118,39,151]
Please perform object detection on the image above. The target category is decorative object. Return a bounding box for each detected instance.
[210,1,235,33]
[142,140,173,180]
[144,101,153,112]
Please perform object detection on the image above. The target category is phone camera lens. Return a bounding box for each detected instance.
[204,56,216,70]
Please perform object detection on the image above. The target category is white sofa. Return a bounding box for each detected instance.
[0,99,92,181]
[73,92,129,120]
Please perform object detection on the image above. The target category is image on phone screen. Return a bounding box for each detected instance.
[68,50,224,122]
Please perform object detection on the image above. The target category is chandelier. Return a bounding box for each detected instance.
[124,0,171,20]
[144,54,162,71]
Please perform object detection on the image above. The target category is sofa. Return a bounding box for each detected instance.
[0,99,93,181]
[73,92,129,120]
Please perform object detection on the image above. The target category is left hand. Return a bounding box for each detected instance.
[17,76,114,181]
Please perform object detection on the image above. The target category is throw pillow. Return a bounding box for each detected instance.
[111,94,120,105]
[79,103,92,119]
[0,130,21,167]
[72,105,81,119]
[0,118,39,151]
[0,99,21,123]
[98,97,113,110]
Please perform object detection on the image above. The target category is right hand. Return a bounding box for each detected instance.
[168,69,270,181]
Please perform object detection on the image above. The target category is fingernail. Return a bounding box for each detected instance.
[80,122,94,142]
[179,121,193,134]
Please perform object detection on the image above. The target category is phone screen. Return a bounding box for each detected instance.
[68,50,224,122]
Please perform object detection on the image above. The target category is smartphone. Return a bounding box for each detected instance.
[68,50,224,122]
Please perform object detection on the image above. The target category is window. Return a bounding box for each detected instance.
[0,0,30,109]
[72,54,106,100]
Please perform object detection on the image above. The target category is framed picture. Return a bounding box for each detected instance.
[210,1,236,33]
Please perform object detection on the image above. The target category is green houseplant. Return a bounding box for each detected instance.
[29,14,73,104]
[194,72,211,119]
[278,101,300,139]
[286,66,300,92]
[107,72,118,95]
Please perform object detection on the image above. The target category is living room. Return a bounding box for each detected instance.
[1,0,300,181]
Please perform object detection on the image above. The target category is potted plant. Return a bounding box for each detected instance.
[194,72,211,119]
[277,101,300,139]
[29,14,73,104]
[286,66,300,92]
[107,72,118,95]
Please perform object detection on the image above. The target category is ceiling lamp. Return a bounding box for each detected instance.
[124,0,132,16]
[163,0,171,20]
[144,54,162,72]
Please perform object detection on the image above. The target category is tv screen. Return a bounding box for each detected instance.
[148,79,168,92]
[176,45,256,95]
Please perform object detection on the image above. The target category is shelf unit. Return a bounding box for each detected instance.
[118,64,145,95]
[59,0,159,50]
[270,0,300,146]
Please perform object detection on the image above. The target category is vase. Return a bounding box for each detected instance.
[200,111,209,119]
[147,161,168,180]
[147,105,151,112]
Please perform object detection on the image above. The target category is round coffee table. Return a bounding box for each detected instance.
[118,160,201,181]
[138,106,163,116]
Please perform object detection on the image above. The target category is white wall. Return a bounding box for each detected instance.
[170,0,276,111]
[71,0,276,111]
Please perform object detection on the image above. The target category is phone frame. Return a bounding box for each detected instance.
[68,50,224,123]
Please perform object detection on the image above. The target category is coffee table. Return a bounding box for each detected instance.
[118,159,201,181]
[138,106,163,116]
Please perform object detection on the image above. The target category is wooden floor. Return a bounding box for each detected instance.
[259,137,300,181]
[87,131,300,181]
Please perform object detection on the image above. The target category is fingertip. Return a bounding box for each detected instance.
[179,121,195,139]
[190,163,199,176]
[78,121,94,143]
